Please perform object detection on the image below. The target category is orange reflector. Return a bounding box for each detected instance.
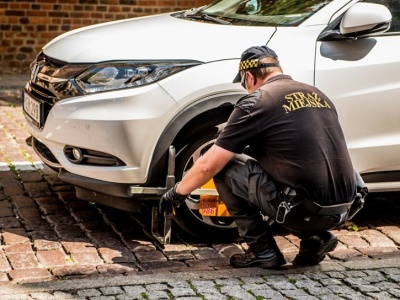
[199,179,230,217]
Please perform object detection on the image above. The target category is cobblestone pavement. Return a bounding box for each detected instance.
[1,84,400,298]
[0,260,400,299]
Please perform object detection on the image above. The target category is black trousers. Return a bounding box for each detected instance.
[214,156,343,253]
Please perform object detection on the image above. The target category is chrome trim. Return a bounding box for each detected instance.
[366,182,400,193]
[130,186,219,196]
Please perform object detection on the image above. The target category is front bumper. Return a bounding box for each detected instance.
[24,83,180,184]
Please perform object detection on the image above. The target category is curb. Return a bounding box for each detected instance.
[0,256,399,295]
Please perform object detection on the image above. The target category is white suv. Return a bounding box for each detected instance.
[23,0,400,239]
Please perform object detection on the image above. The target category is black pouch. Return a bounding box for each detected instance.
[347,170,368,220]
[275,191,304,224]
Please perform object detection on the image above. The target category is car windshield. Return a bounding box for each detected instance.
[199,0,333,26]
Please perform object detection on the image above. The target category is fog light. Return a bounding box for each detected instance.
[72,148,83,161]
[65,146,84,164]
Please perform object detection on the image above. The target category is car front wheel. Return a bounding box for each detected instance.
[173,119,239,241]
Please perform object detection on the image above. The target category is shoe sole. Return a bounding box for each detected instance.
[293,236,338,266]
[231,256,286,269]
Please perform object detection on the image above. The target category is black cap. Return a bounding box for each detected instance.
[233,45,279,83]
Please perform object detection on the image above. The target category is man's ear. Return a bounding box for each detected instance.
[248,72,257,86]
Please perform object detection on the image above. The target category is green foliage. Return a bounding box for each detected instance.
[346,221,359,231]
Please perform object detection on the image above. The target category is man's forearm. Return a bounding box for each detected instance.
[175,145,234,195]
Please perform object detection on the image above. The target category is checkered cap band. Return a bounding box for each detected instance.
[238,59,259,71]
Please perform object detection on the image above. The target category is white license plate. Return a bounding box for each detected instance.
[23,92,41,125]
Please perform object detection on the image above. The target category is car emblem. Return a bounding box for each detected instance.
[31,63,40,83]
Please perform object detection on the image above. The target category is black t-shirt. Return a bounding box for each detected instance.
[216,74,356,205]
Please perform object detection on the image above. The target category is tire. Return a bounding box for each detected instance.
[173,118,239,242]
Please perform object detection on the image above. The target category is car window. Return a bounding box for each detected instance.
[364,0,400,33]
[200,0,333,26]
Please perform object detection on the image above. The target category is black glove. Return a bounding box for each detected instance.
[159,183,188,216]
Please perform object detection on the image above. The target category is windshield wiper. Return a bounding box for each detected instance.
[181,6,206,17]
[180,7,231,25]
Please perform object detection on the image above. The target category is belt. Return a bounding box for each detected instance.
[300,198,353,216]
[276,188,353,224]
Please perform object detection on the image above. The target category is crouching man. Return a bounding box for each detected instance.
[160,45,363,268]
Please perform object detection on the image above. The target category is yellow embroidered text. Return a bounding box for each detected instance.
[282,92,331,114]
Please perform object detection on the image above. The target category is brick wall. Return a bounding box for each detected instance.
[0,0,209,74]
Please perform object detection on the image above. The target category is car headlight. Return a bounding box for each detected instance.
[75,60,201,94]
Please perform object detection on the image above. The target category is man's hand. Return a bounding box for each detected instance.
[159,183,188,216]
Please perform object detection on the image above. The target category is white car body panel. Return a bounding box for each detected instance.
[265,26,327,85]
[160,60,245,107]
[43,13,276,63]
[315,35,400,173]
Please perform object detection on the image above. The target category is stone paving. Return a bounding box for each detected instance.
[0,259,400,299]
[1,82,400,298]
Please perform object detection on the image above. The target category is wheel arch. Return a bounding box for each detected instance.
[146,93,242,186]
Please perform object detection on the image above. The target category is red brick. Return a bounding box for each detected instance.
[378,225,400,245]
[97,263,138,274]
[30,230,59,241]
[275,236,299,253]
[54,224,87,240]
[36,249,70,267]
[24,181,52,198]
[0,216,22,228]
[9,268,53,283]
[329,248,363,261]
[19,171,43,183]
[45,214,76,225]
[362,229,397,247]
[3,185,25,196]
[70,252,103,266]
[61,241,97,254]
[17,206,41,219]
[356,246,400,258]
[4,242,33,254]
[51,265,98,277]
[23,219,53,231]
[163,244,195,261]
[2,228,29,245]
[123,238,155,252]
[135,250,167,263]
[0,250,11,272]
[186,257,230,269]
[99,247,136,264]
[0,201,14,217]
[192,247,223,260]
[0,272,10,283]
[8,253,40,269]
[139,260,187,271]
[33,239,61,251]
[337,232,370,248]
[12,195,36,208]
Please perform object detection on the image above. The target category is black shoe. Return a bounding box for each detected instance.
[230,248,286,269]
[293,232,338,266]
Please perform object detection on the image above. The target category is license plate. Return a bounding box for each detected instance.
[199,197,230,217]
[23,92,41,125]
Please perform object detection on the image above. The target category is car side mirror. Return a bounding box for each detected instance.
[245,0,261,15]
[318,3,392,41]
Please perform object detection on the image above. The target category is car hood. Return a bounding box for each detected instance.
[43,13,276,63]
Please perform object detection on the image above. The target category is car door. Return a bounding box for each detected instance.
[314,0,400,179]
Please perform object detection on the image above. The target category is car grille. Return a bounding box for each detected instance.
[30,82,57,102]
[25,53,86,128]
